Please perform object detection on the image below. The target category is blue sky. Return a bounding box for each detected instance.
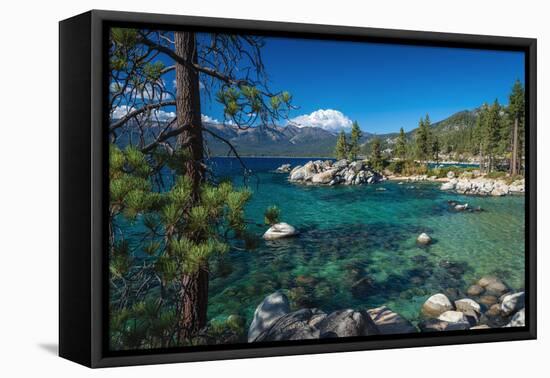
[115,32,525,134]
[251,38,525,133]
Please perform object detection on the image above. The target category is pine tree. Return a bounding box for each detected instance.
[108,144,254,349]
[348,121,363,161]
[369,137,384,171]
[485,100,502,172]
[415,116,430,162]
[474,103,489,172]
[432,135,440,164]
[395,127,407,160]
[108,28,294,345]
[335,130,349,160]
[508,79,525,175]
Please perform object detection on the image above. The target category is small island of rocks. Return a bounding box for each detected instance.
[284,159,385,186]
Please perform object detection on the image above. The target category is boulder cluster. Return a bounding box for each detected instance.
[420,276,525,331]
[288,159,385,186]
[248,292,416,342]
[441,177,525,196]
[248,275,525,342]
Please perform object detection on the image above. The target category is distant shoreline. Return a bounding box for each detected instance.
[211,156,480,166]
[211,155,336,159]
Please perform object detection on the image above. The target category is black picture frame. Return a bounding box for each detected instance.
[59,9,537,368]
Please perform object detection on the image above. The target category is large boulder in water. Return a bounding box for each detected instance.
[367,306,417,334]
[477,276,509,296]
[317,309,378,338]
[421,293,454,318]
[253,308,325,342]
[454,298,481,315]
[263,222,298,240]
[248,292,290,342]
[500,292,525,316]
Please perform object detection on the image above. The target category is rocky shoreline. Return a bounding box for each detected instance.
[274,161,525,196]
[247,275,525,342]
[441,177,525,196]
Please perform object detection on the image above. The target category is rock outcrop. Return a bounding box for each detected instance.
[274,163,292,173]
[440,177,525,196]
[289,159,385,186]
[248,292,291,342]
[367,306,417,334]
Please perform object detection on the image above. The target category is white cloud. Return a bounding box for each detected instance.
[152,109,176,121]
[111,105,175,121]
[289,109,353,132]
[201,114,220,124]
[201,114,235,126]
[112,105,135,119]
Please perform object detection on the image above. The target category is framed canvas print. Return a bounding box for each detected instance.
[59,10,536,368]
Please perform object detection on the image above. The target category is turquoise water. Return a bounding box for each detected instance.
[207,157,525,326]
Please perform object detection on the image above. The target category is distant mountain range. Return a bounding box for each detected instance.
[204,109,478,157]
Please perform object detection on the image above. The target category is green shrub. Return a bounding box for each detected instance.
[485,171,507,179]
[264,205,281,226]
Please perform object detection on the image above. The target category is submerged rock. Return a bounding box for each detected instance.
[479,295,498,307]
[477,276,509,297]
[248,292,291,342]
[367,306,417,334]
[351,276,377,299]
[467,284,485,296]
[417,233,432,245]
[421,293,454,318]
[263,222,298,240]
[454,203,469,211]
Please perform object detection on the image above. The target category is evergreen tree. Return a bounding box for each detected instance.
[485,100,502,172]
[395,127,407,159]
[108,28,294,345]
[474,103,489,172]
[507,79,525,175]
[335,130,349,160]
[415,116,430,162]
[108,145,252,348]
[432,135,440,164]
[348,121,363,161]
[369,137,384,171]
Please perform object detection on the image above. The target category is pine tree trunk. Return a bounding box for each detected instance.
[511,117,518,176]
[479,143,484,174]
[174,31,209,341]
